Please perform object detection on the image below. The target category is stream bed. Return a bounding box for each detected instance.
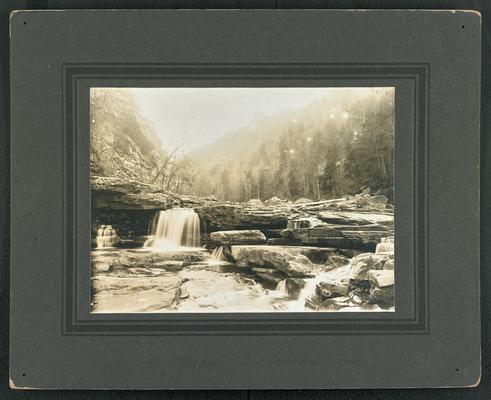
[91,247,392,313]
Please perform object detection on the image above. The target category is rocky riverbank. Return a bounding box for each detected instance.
[91,176,395,313]
[91,238,394,312]
[92,175,394,250]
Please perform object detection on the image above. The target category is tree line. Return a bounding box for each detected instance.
[186,89,394,202]
[90,88,394,203]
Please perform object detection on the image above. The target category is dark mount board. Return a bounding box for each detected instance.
[9,10,480,389]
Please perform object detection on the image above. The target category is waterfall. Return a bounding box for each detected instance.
[275,280,287,294]
[211,246,225,261]
[375,242,394,254]
[96,225,118,249]
[144,208,201,250]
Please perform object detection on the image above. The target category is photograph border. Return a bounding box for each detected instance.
[63,63,428,336]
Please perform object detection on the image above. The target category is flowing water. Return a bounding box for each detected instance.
[144,208,201,250]
[375,242,394,254]
[96,225,119,249]
[211,246,225,261]
[92,208,392,312]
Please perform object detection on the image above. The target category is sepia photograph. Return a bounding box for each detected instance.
[90,87,395,313]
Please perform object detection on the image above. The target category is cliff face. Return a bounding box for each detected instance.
[90,89,163,182]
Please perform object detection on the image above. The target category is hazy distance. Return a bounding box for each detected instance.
[130,87,383,154]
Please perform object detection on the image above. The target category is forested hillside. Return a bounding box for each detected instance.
[186,89,394,202]
[90,88,394,203]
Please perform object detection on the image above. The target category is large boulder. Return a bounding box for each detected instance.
[351,253,393,270]
[209,230,266,245]
[231,245,315,277]
[348,253,392,283]
[368,270,395,307]
[315,281,350,299]
[285,278,306,297]
[368,270,394,288]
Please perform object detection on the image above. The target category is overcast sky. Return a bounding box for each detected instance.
[128,87,379,154]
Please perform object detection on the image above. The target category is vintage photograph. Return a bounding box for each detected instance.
[90,87,395,313]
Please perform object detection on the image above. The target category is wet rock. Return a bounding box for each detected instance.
[231,245,315,277]
[153,261,186,271]
[317,211,394,226]
[91,261,112,273]
[349,260,370,283]
[209,229,267,245]
[281,219,392,251]
[327,254,350,267]
[351,253,392,270]
[107,249,208,270]
[370,287,394,307]
[368,270,394,307]
[91,273,182,313]
[317,211,373,225]
[348,253,393,284]
[368,270,394,288]
[255,272,284,285]
[196,203,289,231]
[115,236,148,249]
[315,281,350,299]
[251,267,279,275]
[383,259,395,270]
[287,216,325,229]
[261,229,284,238]
[91,176,182,210]
[285,278,306,297]
[267,237,301,246]
[220,245,236,263]
[305,296,345,311]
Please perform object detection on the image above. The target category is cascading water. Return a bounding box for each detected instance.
[375,242,394,254]
[211,246,225,261]
[144,208,201,250]
[96,225,119,249]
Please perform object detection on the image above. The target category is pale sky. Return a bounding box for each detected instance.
[128,87,381,154]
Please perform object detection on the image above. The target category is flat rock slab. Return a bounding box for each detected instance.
[91,273,181,313]
[209,229,266,245]
[232,245,338,264]
[317,211,394,226]
[93,249,209,271]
